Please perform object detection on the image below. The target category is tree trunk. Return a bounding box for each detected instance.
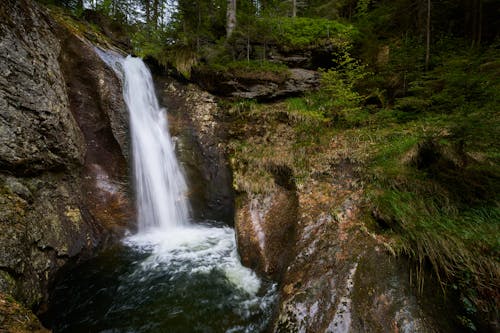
[227,0,237,37]
[477,0,482,46]
[471,0,478,47]
[425,0,431,71]
[197,5,201,52]
[153,0,160,28]
[247,34,250,62]
[145,0,150,25]
[292,0,297,17]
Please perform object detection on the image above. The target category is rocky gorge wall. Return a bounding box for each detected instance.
[176,81,467,333]
[154,76,235,224]
[0,0,131,329]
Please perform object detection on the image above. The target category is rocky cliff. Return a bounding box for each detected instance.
[0,0,131,329]
[176,85,467,332]
[154,77,235,224]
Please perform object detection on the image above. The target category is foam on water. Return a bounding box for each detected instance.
[125,225,262,296]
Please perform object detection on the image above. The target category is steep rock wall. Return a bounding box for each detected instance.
[0,0,131,327]
[155,77,235,224]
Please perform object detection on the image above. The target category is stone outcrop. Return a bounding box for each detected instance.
[0,0,84,174]
[272,178,444,333]
[230,161,462,333]
[0,0,131,326]
[217,99,466,332]
[192,66,320,101]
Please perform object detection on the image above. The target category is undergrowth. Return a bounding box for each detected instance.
[256,17,357,50]
[225,38,499,328]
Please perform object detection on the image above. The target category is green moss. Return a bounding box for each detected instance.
[259,17,357,50]
[46,5,115,48]
[203,60,290,82]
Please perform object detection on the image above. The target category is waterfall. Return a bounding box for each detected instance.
[121,56,190,231]
[74,50,278,332]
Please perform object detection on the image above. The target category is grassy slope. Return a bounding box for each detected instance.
[224,39,499,329]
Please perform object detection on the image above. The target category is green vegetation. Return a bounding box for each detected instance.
[285,42,498,327]
[255,17,356,50]
[222,14,498,329]
[210,60,289,76]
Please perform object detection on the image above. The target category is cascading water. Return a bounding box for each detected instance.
[46,51,276,333]
[122,56,190,230]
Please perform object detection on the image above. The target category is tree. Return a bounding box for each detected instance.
[227,0,237,36]
[425,0,430,71]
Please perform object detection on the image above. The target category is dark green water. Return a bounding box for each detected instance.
[46,222,276,333]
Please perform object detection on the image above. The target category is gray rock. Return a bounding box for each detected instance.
[156,79,235,223]
[0,0,132,314]
[193,67,320,100]
[0,0,85,174]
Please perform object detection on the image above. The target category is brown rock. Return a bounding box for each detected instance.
[235,186,298,280]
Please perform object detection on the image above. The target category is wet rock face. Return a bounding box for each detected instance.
[156,79,235,223]
[267,183,425,333]
[235,186,298,280]
[0,0,131,316]
[57,25,132,234]
[0,0,85,174]
[270,175,458,333]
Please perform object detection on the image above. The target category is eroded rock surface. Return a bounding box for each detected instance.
[0,0,131,324]
[273,178,441,333]
[219,100,465,332]
[236,185,298,280]
[0,0,84,173]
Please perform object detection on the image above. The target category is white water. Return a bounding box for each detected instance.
[122,56,190,230]
[96,53,269,304]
